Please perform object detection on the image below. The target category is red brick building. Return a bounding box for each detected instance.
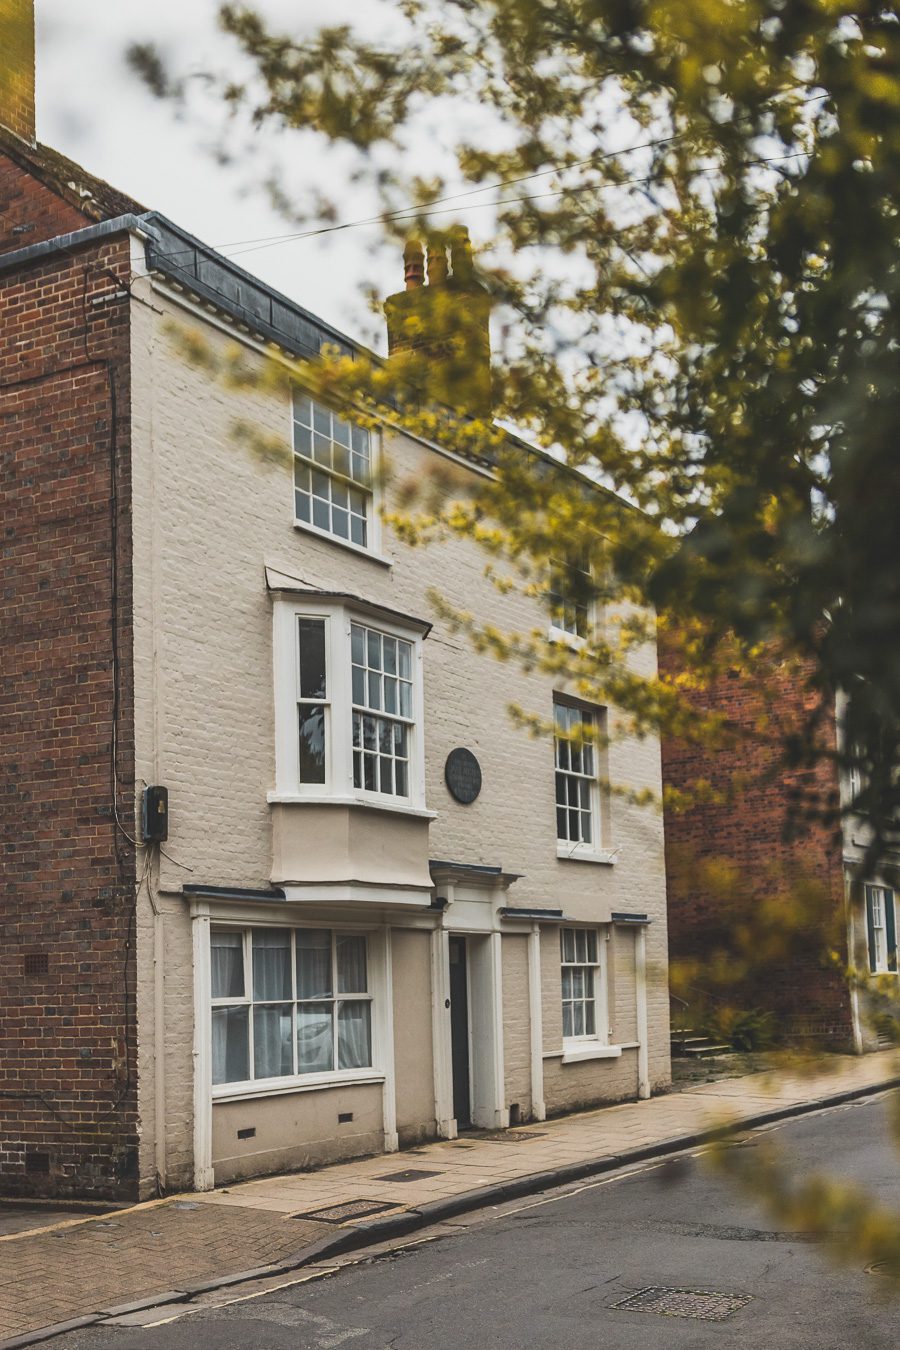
[660,638,892,1053]
[0,36,146,1193]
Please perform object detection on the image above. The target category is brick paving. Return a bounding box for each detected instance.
[0,1050,896,1343]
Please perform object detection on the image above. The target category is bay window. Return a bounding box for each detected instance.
[211,926,373,1087]
[273,595,427,809]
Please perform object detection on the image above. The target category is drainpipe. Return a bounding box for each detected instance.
[635,927,650,1099]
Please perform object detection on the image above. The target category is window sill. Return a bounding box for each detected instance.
[293,519,392,568]
[556,845,616,865]
[548,625,588,650]
[560,1042,623,1064]
[212,1068,385,1103]
[268,792,437,821]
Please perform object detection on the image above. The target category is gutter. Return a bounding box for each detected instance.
[0,214,159,275]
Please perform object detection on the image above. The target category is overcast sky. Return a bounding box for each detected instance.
[36,0,463,350]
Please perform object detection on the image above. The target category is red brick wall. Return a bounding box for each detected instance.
[659,639,853,1048]
[0,150,89,255]
[0,216,138,1197]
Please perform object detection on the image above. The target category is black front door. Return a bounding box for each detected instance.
[449,936,471,1127]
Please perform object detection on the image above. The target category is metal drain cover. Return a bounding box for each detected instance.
[611,1286,753,1321]
[374,1168,443,1182]
[294,1199,401,1224]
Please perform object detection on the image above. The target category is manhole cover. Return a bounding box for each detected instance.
[294,1199,402,1224]
[374,1168,443,1182]
[611,1286,753,1321]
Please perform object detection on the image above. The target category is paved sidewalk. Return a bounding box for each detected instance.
[1,1050,897,1347]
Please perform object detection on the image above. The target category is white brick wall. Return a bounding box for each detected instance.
[129,281,670,1189]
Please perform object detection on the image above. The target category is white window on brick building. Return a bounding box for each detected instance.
[211,926,373,1087]
[272,593,428,810]
[292,393,373,551]
[548,553,592,641]
[554,699,604,856]
[560,927,608,1046]
[866,885,898,974]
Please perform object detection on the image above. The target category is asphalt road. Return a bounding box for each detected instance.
[53,1091,900,1350]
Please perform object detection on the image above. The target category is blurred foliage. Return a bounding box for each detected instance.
[130,0,900,866]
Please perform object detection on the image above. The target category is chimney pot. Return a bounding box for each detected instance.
[403,239,425,290]
[426,241,449,287]
[449,226,474,282]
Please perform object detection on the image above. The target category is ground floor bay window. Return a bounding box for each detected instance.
[211,926,373,1087]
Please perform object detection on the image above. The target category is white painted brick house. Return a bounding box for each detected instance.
[128,223,671,1192]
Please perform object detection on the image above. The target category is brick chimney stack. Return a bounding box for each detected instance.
[385,226,492,416]
[1,0,36,145]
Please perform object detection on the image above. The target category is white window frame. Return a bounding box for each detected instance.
[210,923,376,1098]
[559,926,611,1058]
[291,391,383,559]
[866,884,898,975]
[554,699,606,861]
[272,597,427,811]
[548,555,593,646]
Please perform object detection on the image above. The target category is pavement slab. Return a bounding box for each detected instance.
[0,1050,896,1347]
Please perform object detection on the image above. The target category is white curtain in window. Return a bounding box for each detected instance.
[338,1000,371,1069]
[253,1004,293,1078]
[297,1004,334,1072]
[297,930,332,998]
[211,932,244,999]
[252,929,292,1000]
[212,1006,249,1084]
[337,935,367,993]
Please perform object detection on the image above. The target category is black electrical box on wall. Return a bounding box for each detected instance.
[142,786,169,842]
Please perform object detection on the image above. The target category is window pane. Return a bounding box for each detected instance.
[352,666,365,705]
[337,936,367,993]
[367,629,382,669]
[562,1003,574,1038]
[297,1004,334,1073]
[383,639,397,675]
[313,402,331,435]
[298,619,327,700]
[212,1006,249,1084]
[395,760,408,797]
[561,967,574,999]
[584,1000,596,1036]
[332,507,349,539]
[252,929,292,1000]
[351,625,364,664]
[575,930,587,963]
[253,1004,293,1079]
[338,1001,372,1069]
[297,930,332,997]
[572,1002,585,1036]
[312,497,330,531]
[299,705,326,784]
[368,670,382,710]
[332,417,351,448]
[586,931,598,963]
[398,643,412,679]
[295,490,311,523]
[211,931,244,998]
[399,682,412,719]
[350,514,366,547]
[561,929,575,963]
